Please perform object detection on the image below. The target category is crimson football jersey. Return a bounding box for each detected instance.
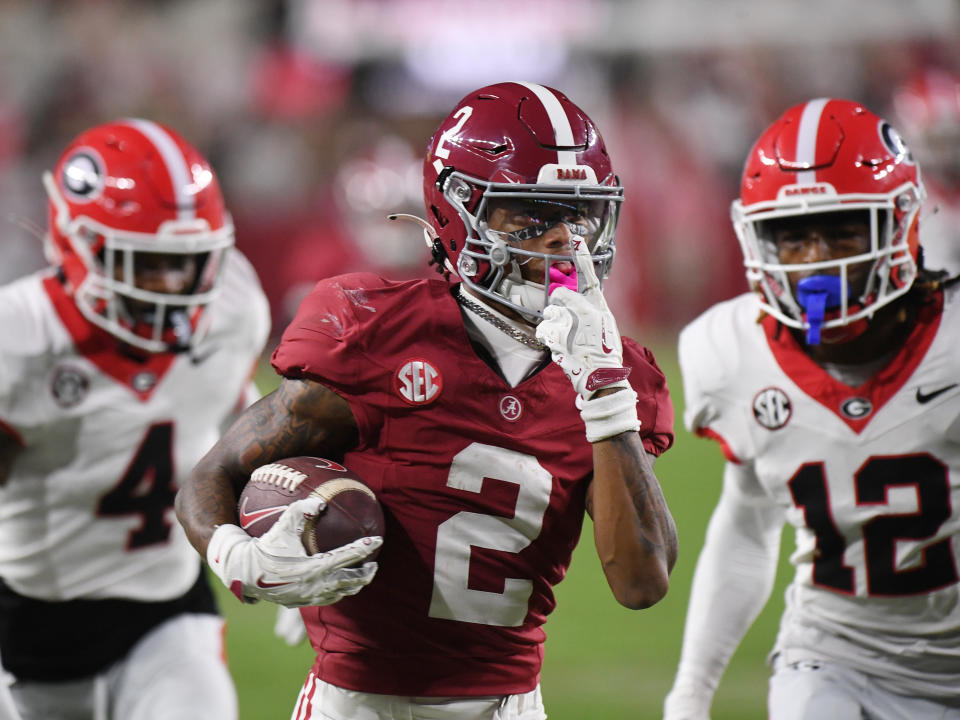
[272,273,674,696]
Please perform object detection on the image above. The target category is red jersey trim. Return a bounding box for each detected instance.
[695,426,742,464]
[0,417,25,448]
[42,275,175,401]
[762,293,943,433]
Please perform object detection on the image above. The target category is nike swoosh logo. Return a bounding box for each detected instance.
[600,319,614,354]
[238,498,287,530]
[256,576,292,589]
[916,383,958,404]
[190,345,221,365]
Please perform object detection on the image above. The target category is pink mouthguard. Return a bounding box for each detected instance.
[548,265,578,295]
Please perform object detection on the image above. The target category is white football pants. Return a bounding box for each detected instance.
[9,613,236,720]
[290,672,546,720]
[769,657,960,720]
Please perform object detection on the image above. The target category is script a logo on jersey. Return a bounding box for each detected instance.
[499,394,523,422]
[752,387,791,430]
[396,358,442,406]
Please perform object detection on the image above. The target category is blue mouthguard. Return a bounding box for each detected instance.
[795,275,846,345]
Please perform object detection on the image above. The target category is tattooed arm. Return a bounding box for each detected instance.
[586,422,678,610]
[175,377,359,558]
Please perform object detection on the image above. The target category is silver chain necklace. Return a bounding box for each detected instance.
[455,287,546,351]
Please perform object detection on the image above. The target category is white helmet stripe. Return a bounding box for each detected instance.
[121,118,195,220]
[514,81,577,165]
[794,98,829,186]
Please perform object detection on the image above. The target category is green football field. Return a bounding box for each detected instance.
[217,341,795,719]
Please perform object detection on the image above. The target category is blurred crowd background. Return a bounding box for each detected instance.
[1,0,958,341]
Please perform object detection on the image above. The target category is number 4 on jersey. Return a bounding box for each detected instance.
[97,422,178,549]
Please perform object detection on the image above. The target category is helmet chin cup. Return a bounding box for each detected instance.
[796,275,847,345]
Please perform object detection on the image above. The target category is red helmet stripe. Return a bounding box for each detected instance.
[794,97,829,186]
[121,118,196,220]
[514,81,577,165]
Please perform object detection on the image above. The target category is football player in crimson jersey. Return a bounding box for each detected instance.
[0,120,270,720]
[663,99,960,720]
[176,81,678,720]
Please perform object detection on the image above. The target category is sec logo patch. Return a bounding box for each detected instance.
[753,387,791,430]
[396,359,442,405]
[51,366,89,408]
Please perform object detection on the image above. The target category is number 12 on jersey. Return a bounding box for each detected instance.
[789,454,957,597]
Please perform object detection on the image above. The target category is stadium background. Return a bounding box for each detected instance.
[1,1,958,717]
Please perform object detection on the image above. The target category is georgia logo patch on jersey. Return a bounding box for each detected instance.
[395,358,442,406]
[753,387,792,430]
[840,396,873,419]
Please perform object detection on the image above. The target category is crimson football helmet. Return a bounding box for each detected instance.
[893,68,960,189]
[44,119,234,353]
[732,98,925,341]
[416,81,623,320]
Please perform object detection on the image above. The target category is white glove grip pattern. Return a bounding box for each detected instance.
[206,497,382,608]
[576,387,641,442]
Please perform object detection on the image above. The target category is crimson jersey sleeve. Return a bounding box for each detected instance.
[622,337,675,457]
[270,272,404,445]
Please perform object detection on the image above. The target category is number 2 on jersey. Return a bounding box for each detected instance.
[789,454,957,596]
[429,443,552,627]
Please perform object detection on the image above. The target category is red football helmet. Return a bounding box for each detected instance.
[893,68,960,190]
[417,81,623,319]
[44,119,234,353]
[732,98,925,339]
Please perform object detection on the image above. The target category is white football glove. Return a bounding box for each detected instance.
[207,496,382,608]
[535,237,641,442]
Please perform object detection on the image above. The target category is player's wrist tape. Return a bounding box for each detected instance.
[575,387,641,442]
[207,524,257,603]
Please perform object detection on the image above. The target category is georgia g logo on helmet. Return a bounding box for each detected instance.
[61,149,106,202]
[879,121,915,166]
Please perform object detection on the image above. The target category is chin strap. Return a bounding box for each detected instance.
[795,275,846,345]
[388,213,455,278]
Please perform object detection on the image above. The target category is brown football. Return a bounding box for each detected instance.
[237,456,384,557]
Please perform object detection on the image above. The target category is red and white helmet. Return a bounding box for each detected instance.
[419,81,622,319]
[44,119,234,353]
[731,98,925,336]
[892,68,960,190]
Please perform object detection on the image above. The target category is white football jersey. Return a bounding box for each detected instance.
[920,187,960,277]
[0,250,269,602]
[679,285,960,701]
